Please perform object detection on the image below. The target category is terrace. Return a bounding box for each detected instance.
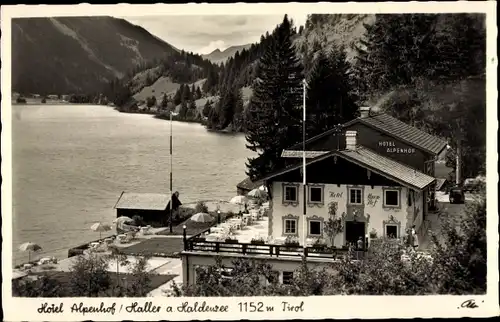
[182,203,361,261]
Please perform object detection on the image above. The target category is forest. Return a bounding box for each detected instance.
[105,13,486,182]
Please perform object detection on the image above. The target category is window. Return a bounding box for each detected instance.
[283,185,298,202]
[309,186,323,203]
[284,219,297,234]
[282,271,294,285]
[384,189,400,207]
[309,220,322,236]
[349,188,363,204]
[386,225,398,238]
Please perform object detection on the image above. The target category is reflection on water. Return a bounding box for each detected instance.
[11,104,253,264]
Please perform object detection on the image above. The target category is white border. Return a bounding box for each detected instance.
[1,2,498,321]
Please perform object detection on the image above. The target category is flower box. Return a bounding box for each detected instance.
[251,240,265,245]
[311,244,327,251]
[225,238,238,244]
[192,237,206,242]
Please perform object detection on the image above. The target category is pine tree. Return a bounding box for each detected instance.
[173,86,182,106]
[161,93,168,109]
[181,84,191,102]
[352,14,441,101]
[245,15,304,180]
[217,89,236,129]
[232,88,245,131]
[305,47,358,138]
[191,84,196,97]
[189,99,197,111]
[202,100,212,117]
[179,100,188,119]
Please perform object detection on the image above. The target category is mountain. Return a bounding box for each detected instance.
[201,44,252,64]
[11,16,179,95]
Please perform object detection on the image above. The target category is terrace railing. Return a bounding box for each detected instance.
[183,238,365,260]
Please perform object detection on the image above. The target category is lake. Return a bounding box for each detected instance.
[11,104,254,264]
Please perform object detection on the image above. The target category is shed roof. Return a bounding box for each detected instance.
[260,146,435,191]
[114,192,170,211]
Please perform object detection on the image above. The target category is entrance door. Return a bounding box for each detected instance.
[345,221,366,246]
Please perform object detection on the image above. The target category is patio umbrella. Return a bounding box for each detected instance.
[91,222,112,239]
[113,216,133,224]
[230,195,248,205]
[19,242,42,263]
[113,216,134,231]
[190,212,213,223]
[247,188,267,199]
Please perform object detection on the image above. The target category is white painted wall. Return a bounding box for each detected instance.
[270,181,422,247]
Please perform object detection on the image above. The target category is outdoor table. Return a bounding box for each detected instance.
[89,242,100,248]
[23,263,33,270]
[140,226,151,235]
[39,257,51,265]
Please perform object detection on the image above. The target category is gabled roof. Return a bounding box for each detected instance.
[288,112,448,155]
[260,146,436,191]
[114,192,170,210]
[236,177,263,191]
[281,150,328,158]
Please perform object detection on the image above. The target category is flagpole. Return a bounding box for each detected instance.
[302,79,307,255]
[169,110,179,233]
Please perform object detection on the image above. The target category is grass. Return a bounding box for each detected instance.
[22,271,176,297]
[120,238,185,257]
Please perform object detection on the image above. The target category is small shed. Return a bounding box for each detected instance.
[114,192,170,227]
[236,177,263,196]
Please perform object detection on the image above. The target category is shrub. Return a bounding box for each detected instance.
[12,275,63,297]
[68,253,111,297]
[132,215,146,227]
[194,201,209,214]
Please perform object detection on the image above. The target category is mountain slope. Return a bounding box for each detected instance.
[202,44,252,64]
[12,16,178,95]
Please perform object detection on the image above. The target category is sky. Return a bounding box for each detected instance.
[122,14,307,55]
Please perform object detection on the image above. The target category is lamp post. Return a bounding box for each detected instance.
[302,78,307,255]
[169,110,179,233]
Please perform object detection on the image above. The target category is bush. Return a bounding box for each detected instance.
[12,275,63,297]
[68,253,111,297]
[16,97,27,103]
[132,215,146,227]
[194,201,209,214]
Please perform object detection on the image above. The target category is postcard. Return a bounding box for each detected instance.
[1,2,498,321]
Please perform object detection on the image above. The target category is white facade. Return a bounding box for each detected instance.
[268,181,425,247]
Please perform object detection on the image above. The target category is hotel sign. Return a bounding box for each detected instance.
[378,141,416,154]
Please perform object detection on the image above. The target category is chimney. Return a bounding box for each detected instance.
[345,130,358,150]
[359,106,371,118]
